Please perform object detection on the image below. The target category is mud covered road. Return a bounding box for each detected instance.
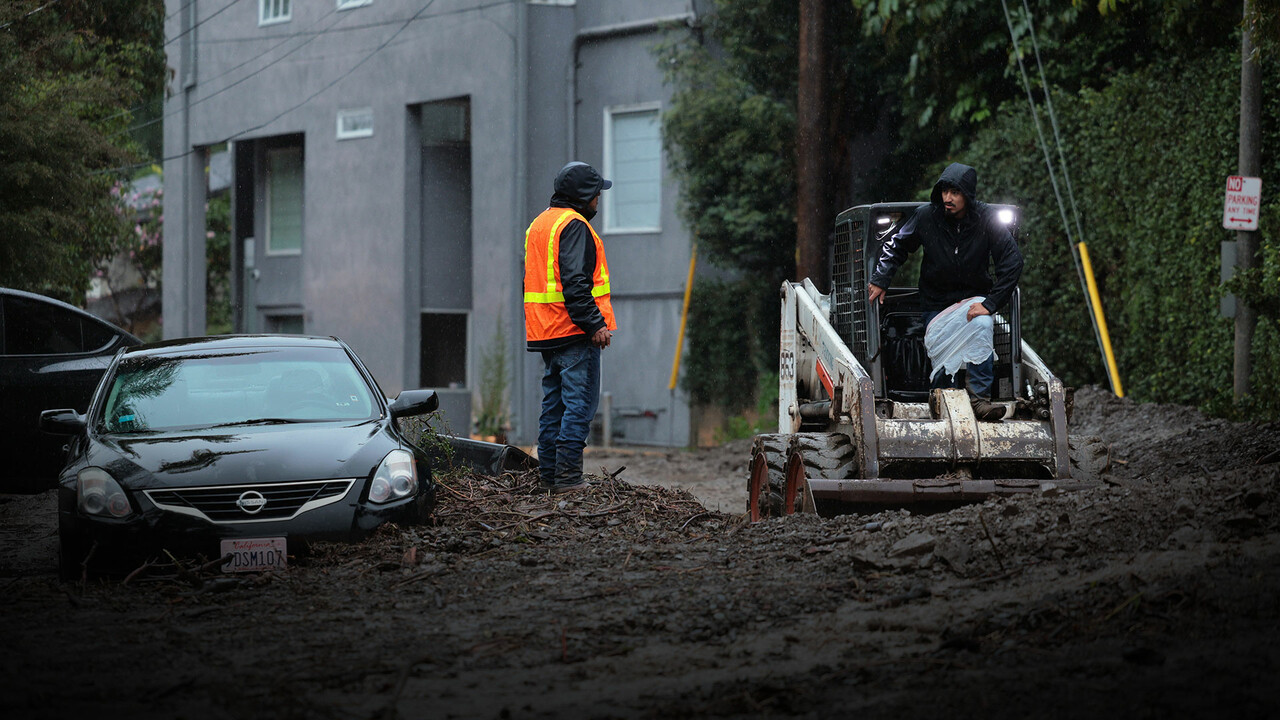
[3,387,1279,719]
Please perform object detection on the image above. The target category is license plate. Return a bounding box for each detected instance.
[220,537,287,573]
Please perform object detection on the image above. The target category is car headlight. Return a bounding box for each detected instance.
[77,467,133,518]
[369,449,417,504]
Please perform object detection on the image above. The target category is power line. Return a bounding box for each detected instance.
[999,0,1112,392]
[226,0,438,142]
[193,0,512,44]
[100,0,442,174]
[115,0,508,138]
[164,0,239,48]
[105,2,345,128]
[0,0,63,30]
[112,4,348,136]
[165,0,199,22]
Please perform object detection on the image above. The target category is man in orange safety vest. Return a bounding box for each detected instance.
[523,162,617,494]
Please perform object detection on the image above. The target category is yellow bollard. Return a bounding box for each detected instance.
[1077,242,1124,397]
[670,244,697,390]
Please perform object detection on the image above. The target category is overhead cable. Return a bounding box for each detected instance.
[998,0,1111,389]
[0,0,63,30]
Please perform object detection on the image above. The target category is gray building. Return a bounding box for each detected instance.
[163,0,701,447]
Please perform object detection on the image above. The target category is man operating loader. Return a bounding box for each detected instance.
[868,162,1024,421]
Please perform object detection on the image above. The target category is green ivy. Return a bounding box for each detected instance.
[682,278,768,411]
[970,48,1280,418]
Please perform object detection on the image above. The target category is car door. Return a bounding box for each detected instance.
[0,292,139,492]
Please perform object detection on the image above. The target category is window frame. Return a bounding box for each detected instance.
[336,107,375,140]
[264,145,303,257]
[602,102,663,235]
[258,0,292,26]
[264,313,305,335]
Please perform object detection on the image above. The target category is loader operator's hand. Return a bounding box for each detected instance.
[868,283,887,304]
[591,327,612,349]
[966,302,991,322]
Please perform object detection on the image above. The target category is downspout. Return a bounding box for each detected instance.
[514,0,529,442]
[565,12,697,158]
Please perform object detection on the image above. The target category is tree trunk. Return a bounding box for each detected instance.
[796,0,829,290]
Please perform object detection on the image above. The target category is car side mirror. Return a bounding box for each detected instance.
[40,409,86,435]
[388,389,439,419]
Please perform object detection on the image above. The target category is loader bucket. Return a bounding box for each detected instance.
[777,389,1104,517]
[796,476,1102,516]
[433,436,537,476]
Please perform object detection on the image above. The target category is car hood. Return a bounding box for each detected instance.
[94,421,395,489]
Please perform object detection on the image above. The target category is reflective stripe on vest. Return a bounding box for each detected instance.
[523,206,616,343]
[523,209,611,303]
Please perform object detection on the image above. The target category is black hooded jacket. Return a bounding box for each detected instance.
[869,163,1024,314]
[526,162,611,352]
[542,195,605,349]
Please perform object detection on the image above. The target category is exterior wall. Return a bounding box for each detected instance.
[165,0,698,446]
[164,0,522,408]
[519,0,697,447]
[580,25,692,447]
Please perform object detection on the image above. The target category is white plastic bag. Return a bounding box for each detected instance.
[924,296,997,383]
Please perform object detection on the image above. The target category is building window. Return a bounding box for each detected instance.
[420,313,467,389]
[337,0,371,9]
[266,146,303,255]
[420,100,470,145]
[265,314,304,334]
[603,104,662,233]
[259,0,291,25]
[336,107,374,140]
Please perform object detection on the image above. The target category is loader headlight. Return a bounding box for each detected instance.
[77,467,134,518]
[369,449,417,504]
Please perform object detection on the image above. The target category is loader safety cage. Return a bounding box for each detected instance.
[831,202,1024,403]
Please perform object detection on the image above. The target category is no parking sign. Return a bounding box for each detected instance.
[1223,175,1262,231]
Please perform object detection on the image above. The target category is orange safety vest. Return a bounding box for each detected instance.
[523,207,617,343]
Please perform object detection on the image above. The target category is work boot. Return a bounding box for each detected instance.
[551,479,589,495]
[970,396,1005,422]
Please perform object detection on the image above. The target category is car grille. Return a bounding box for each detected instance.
[144,479,356,524]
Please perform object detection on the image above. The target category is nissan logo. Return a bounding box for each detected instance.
[236,491,267,514]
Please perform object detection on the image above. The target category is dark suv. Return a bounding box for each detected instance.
[0,288,141,492]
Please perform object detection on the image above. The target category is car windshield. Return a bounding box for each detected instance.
[98,346,380,433]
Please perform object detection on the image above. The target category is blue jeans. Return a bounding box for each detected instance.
[922,309,995,399]
[537,340,601,486]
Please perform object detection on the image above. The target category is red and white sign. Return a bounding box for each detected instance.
[1223,175,1262,231]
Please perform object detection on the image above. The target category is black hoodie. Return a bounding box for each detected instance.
[526,163,612,352]
[869,162,1023,314]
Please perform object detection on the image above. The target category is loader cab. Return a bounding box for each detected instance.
[830,202,1023,405]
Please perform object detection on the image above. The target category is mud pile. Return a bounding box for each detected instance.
[3,388,1279,719]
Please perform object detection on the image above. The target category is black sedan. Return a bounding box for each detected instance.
[1,288,141,492]
[41,335,439,580]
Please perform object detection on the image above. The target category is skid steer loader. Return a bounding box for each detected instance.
[748,202,1106,520]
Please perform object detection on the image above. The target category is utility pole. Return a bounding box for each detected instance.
[1235,0,1262,400]
[796,0,829,289]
